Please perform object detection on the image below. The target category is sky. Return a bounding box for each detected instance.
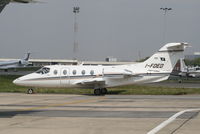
[0,0,199,61]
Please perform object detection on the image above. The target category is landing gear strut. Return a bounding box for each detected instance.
[27,88,34,94]
[94,88,108,96]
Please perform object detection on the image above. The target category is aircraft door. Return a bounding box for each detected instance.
[60,68,70,86]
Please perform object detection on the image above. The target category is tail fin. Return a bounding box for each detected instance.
[140,43,189,73]
[23,52,31,61]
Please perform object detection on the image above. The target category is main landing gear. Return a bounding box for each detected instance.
[27,88,35,94]
[94,88,108,96]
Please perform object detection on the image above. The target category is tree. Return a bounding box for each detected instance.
[185,58,200,66]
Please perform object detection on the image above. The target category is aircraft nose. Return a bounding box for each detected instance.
[13,79,20,85]
[13,74,35,86]
[13,78,23,85]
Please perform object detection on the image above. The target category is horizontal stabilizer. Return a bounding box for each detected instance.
[159,42,190,52]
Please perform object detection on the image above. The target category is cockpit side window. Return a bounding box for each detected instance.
[36,67,50,74]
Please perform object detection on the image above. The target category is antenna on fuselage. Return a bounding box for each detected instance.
[73,0,80,60]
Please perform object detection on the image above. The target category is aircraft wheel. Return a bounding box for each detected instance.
[27,88,34,94]
[101,88,107,95]
[94,89,101,96]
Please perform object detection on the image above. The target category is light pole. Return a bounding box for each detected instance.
[160,7,172,44]
[73,3,80,59]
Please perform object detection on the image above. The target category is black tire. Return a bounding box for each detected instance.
[101,88,107,95]
[94,89,101,96]
[27,88,34,94]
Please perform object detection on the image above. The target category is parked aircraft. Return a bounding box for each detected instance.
[0,0,37,13]
[0,53,30,71]
[13,43,189,95]
[178,58,200,78]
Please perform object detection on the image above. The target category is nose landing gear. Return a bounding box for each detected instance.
[94,88,107,96]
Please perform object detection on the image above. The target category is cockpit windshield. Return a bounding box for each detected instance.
[36,67,50,74]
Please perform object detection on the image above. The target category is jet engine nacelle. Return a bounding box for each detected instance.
[19,60,29,66]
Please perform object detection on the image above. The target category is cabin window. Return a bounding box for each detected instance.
[36,67,50,74]
[82,70,85,75]
[63,70,67,75]
[54,70,58,75]
[73,70,77,75]
[90,70,94,75]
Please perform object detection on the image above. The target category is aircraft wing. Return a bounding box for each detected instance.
[74,78,105,87]
[0,60,19,66]
[103,72,144,79]
[103,68,134,79]
[73,73,143,87]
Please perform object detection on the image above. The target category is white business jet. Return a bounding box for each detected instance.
[178,58,200,78]
[0,53,30,71]
[13,42,189,95]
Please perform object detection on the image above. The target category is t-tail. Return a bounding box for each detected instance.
[23,52,31,61]
[134,42,189,82]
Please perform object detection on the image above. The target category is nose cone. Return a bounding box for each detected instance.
[13,78,22,85]
[13,73,37,87]
[13,76,28,86]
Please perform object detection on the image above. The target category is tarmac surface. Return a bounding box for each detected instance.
[0,93,200,134]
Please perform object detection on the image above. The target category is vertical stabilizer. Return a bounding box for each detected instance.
[23,52,31,61]
[139,43,189,73]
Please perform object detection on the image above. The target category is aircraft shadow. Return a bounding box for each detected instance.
[83,90,126,96]
[107,90,126,95]
[0,110,39,118]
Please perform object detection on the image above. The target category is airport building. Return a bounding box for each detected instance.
[0,58,136,67]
